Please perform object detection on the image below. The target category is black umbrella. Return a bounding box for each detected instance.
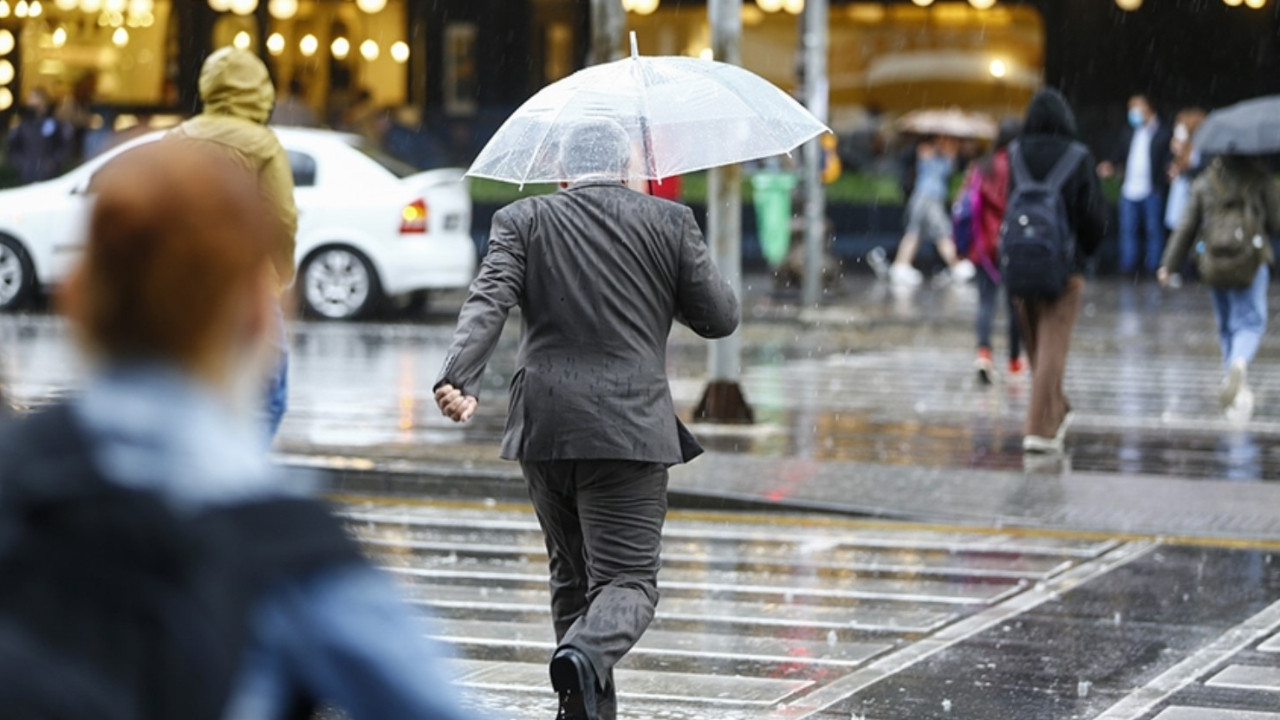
[1196,95,1280,156]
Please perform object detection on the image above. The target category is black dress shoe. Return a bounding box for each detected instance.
[550,647,598,720]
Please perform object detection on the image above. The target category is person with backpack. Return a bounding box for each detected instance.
[0,140,470,720]
[1001,89,1107,454]
[969,120,1024,385]
[1158,155,1280,416]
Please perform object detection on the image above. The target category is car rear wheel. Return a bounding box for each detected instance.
[300,246,381,320]
[0,236,35,311]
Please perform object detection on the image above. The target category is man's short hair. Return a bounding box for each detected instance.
[559,119,633,180]
[73,139,274,368]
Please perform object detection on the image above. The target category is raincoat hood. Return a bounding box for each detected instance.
[198,48,274,125]
[1022,88,1078,139]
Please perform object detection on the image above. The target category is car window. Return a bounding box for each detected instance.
[350,141,418,179]
[289,151,317,187]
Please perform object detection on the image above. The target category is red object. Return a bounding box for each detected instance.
[968,148,1010,272]
[1008,357,1026,375]
[648,176,683,201]
[400,199,428,234]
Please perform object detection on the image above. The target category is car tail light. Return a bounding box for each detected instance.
[400,199,428,234]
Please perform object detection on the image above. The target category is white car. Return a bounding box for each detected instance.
[0,127,476,320]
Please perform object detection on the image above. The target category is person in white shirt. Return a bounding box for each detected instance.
[1098,95,1173,276]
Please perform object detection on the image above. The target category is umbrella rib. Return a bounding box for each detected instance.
[515,84,586,186]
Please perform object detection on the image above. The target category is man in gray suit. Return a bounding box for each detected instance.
[434,120,739,720]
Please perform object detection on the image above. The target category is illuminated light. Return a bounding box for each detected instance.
[0,61,14,85]
[79,0,103,10]
[267,0,295,19]
[355,0,386,12]
[106,10,124,26]
[14,0,27,18]
[330,36,350,59]
[741,4,765,24]
[28,0,40,16]
[1115,0,1142,9]
[51,27,66,49]
[299,33,318,57]
[233,30,251,50]
[783,0,803,14]
[969,0,996,8]
[1245,0,1266,8]
[989,58,1008,78]
[266,32,285,55]
[755,0,784,11]
[911,0,935,6]
[207,0,230,10]
[111,27,128,47]
[55,0,76,9]
[0,30,13,55]
[228,0,256,15]
[698,47,713,61]
[389,40,409,63]
[0,1,9,17]
[104,0,122,11]
[1223,0,1244,6]
[0,88,12,112]
[138,10,153,26]
[126,0,151,13]
[360,39,379,61]
[630,0,659,14]
[399,199,427,234]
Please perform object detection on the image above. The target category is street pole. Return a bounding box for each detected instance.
[801,0,829,308]
[589,0,626,65]
[693,0,753,424]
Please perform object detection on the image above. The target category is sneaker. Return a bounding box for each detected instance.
[975,349,997,386]
[951,259,977,283]
[1227,385,1256,423]
[1008,357,1026,375]
[889,263,923,287]
[1219,359,1247,409]
[867,247,890,280]
[1023,434,1063,454]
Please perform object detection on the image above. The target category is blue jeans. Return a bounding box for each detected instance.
[1119,193,1166,274]
[1211,264,1270,368]
[264,305,289,438]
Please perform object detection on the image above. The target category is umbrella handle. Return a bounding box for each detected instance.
[631,31,639,59]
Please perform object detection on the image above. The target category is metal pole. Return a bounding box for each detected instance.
[801,0,829,308]
[589,0,626,65]
[694,0,753,423]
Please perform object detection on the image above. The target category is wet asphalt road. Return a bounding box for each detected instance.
[5,275,1280,718]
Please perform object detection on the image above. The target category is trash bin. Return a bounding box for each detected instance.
[752,172,798,267]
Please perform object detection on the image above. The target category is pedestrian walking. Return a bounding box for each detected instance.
[0,140,469,720]
[1098,94,1172,276]
[270,77,320,128]
[968,120,1024,385]
[1165,109,1206,235]
[434,119,739,720]
[1158,155,1280,417]
[875,136,976,286]
[169,48,297,439]
[1003,89,1107,454]
[8,88,71,185]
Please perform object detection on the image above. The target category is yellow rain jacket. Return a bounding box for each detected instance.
[169,48,297,291]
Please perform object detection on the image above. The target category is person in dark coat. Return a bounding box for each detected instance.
[1011,89,1107,453]
[1098,94,1173,276]
[433,119,739,720]
[8,88,70,185]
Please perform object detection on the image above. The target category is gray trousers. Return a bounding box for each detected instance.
[521,459,669,720]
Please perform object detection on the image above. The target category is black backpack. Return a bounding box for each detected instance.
[0,404,365,720]
[1000,141,1087,299]
[1197,167,1269,289]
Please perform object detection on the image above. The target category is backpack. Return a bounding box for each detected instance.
[1000,141,1087,300]
[0,404,365,720]
[1197,169,1268,289]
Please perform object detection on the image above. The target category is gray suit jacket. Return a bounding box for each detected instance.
[436,180,740,464]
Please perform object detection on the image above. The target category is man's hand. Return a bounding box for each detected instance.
[1097,161,1116,179]
[435,383,478,423]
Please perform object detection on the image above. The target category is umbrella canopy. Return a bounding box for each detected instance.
[1196,96,1280,156]
[896,108,997,140]
[467,40,828,185]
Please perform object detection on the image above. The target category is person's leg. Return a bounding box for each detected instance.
[1005,284,1023,364]
[1210,287,1234,367]
[975,268,997,352]
[1227,264,1270,367]
[893,233,920,268]
[559,460,669,719]
[1143,192,1167,275]
[1025,276,1085,439]
[521,461,590,643]
[1118,198,1140,275]
[263,304,289,439]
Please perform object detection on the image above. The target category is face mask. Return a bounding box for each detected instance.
[1174,124,1189,143]
[1128,109,1146,129]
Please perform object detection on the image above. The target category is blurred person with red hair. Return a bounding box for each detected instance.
[0,139,471,720]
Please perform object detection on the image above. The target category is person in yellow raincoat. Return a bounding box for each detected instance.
[169,48,297,438]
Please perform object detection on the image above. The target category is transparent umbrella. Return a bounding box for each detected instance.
[897,108,997,141]
[467,36,829,186]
